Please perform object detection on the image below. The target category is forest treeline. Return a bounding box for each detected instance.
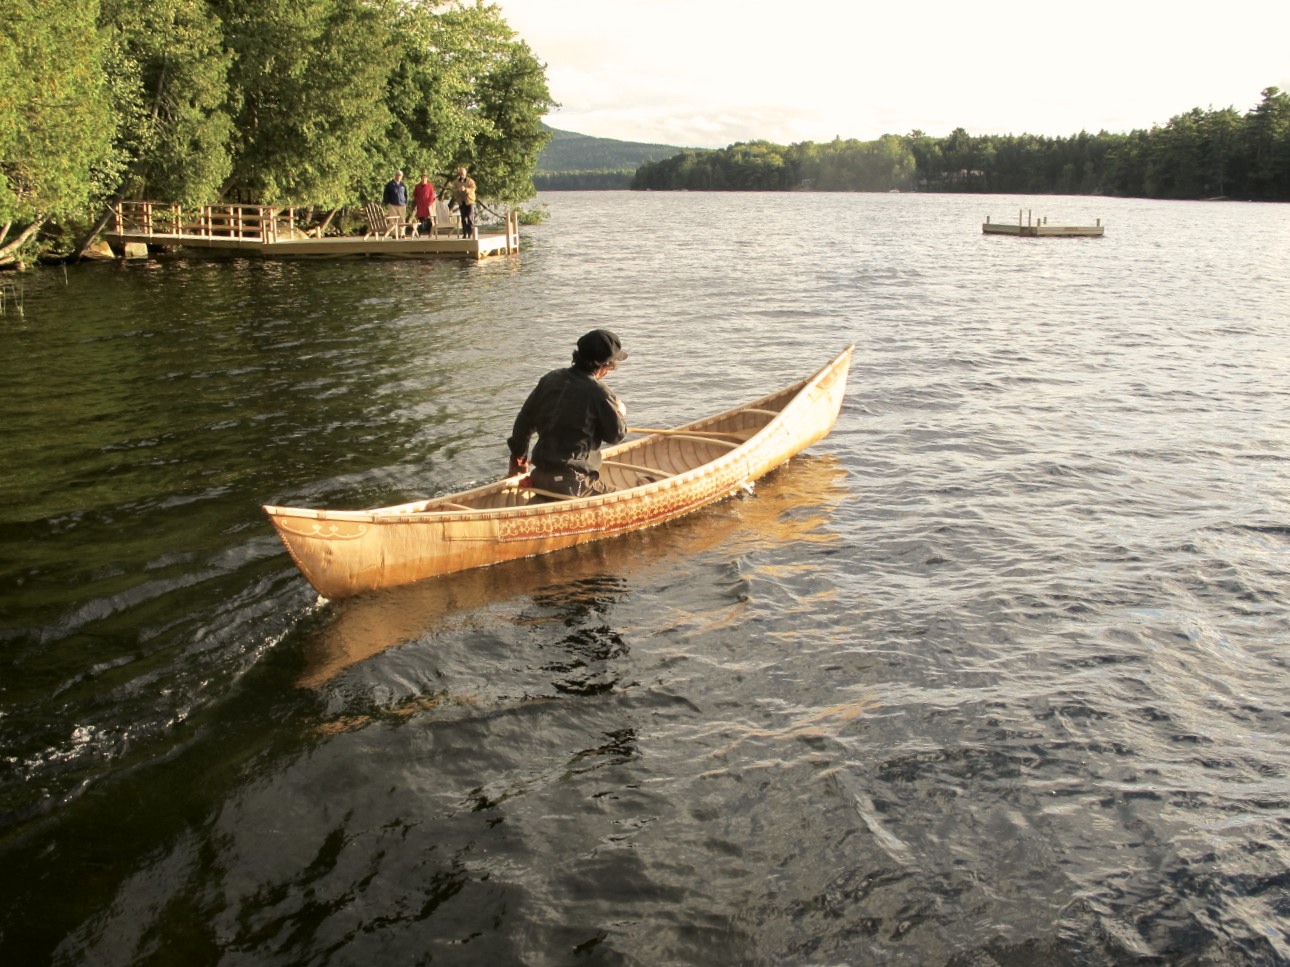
[1,0,553,263]
[633,89,1290,201]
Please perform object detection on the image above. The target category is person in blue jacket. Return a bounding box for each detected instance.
[382,171,408,230]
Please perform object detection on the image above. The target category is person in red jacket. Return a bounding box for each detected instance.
[412,173,437,237]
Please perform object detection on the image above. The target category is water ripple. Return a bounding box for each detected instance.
[2,194,1290,964]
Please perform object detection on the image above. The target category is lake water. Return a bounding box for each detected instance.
[2,191,1289,965]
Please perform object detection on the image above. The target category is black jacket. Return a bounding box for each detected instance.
[507,366,626,474]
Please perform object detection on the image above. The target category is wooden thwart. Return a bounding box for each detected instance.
[628,426,749,445]
[603,459,673,478]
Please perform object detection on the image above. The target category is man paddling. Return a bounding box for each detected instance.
[507,330,629,499]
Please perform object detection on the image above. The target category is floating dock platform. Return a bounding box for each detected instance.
[983,209,1104,237]
[102,202,520,261]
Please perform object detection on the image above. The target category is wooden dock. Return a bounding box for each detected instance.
[102,201,520,261]
[983,209,1104,237]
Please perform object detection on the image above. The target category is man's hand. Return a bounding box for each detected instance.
[508,454,530,477]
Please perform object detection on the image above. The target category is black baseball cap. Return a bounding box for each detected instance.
[576,329,628,364]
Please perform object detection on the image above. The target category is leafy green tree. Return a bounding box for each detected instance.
[724,141,791,189]
[379,1,553,205]
[0,0,119,256]
[870,134,915,190]
[467,36,554,203]
[100,0,234,205]
[382,1,479,193]
[533,170,632,190]
[787,140,822,188]
[213,0,395,205]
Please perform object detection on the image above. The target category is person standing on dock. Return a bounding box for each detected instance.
[452,167,477,239]
[507,330,629,499]
[383,171,408,234]
[412,173,436,236]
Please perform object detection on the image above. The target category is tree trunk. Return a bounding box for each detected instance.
[73,205,117,262]
[0,218,45,264]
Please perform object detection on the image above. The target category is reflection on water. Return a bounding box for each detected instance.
[295,455,848,688]
[532,576,632,696]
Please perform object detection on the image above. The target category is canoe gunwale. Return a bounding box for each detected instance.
[262,366,829,527]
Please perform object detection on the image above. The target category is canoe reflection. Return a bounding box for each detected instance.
[533,575,630,696]
[296,454,848,688]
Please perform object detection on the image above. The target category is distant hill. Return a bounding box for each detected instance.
[535,125,694,189]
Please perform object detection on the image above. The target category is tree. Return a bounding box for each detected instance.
[100,0,234,205]
[1246,86,1290,200]
[212,0,395,206]
[0,0,119,258]
[384,1,552,204]
[466,36,554,203]
[1197,107,1243,198]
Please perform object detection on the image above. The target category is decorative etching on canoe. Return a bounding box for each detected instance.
[273,517,371,541]
[498,508,598,541]
[493,469,749,544]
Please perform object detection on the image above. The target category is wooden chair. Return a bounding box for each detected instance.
[432,199,460,237]
[362,202,399,239]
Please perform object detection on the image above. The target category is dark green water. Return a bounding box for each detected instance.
[3,193,1290,965]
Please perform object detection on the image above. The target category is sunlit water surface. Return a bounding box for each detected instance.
[2,192,1289,965]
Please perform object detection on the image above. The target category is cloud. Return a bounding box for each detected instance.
[498,0,1290,148]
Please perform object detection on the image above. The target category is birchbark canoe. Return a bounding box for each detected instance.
[264,345,852,599]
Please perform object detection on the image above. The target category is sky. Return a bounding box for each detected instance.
[491,0,1290,149]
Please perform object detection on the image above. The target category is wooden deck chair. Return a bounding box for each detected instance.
[362,202,399,239]
[432,199,460,237]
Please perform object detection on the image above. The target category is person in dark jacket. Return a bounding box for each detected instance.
[507,330,629,498]
[382,170,408,231]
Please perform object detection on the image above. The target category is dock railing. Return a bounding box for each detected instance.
[106,200,521,256]
[110,201,294,243]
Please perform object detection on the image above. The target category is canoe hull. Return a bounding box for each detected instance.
[265,346,852,598]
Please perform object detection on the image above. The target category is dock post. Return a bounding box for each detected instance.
[507,210,520,253]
